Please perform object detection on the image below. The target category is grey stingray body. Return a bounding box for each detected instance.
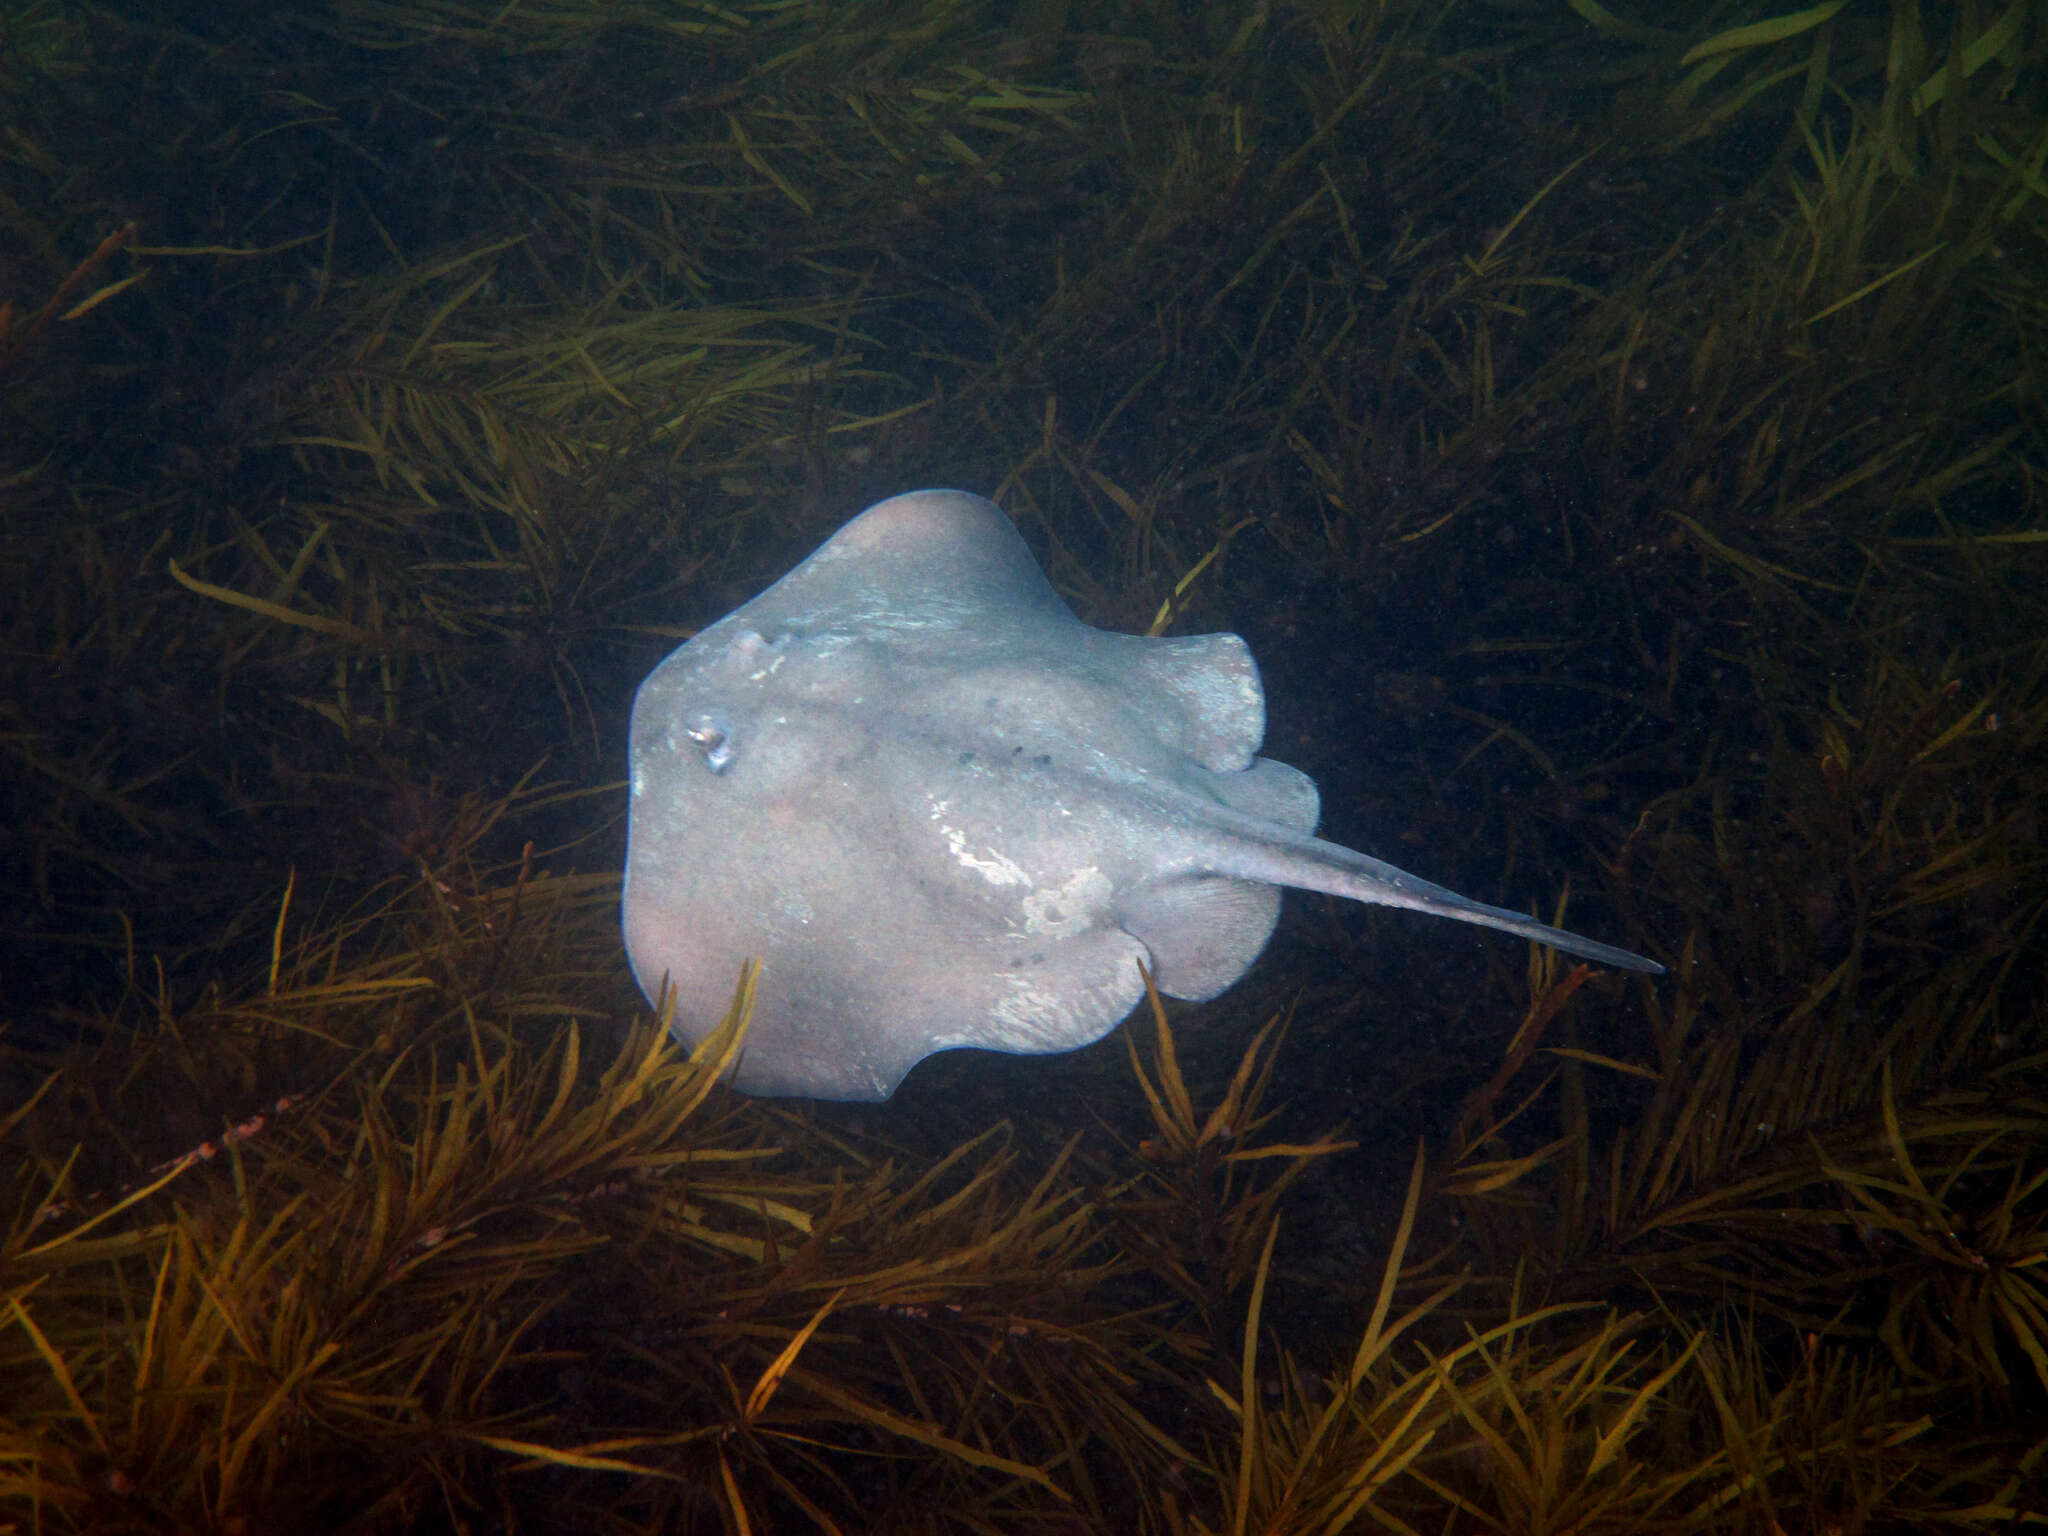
[623,489,1661,1101]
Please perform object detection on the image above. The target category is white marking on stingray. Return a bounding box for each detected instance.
[988,978,1078,1049]
[1021,867,1111,937]
[937,820,1031,885]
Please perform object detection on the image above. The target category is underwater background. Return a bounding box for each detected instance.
[3,0,2045,1529]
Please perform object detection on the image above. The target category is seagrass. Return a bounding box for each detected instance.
[3,0,2044,1529]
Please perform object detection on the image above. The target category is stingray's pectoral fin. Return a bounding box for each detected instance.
[1324,847,1666,975]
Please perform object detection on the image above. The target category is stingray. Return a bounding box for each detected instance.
[623,489,1662,1101]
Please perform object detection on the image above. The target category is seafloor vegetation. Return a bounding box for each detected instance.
[3,0,2045,1530]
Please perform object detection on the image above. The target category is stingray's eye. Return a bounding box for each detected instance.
[683,711,734,773]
